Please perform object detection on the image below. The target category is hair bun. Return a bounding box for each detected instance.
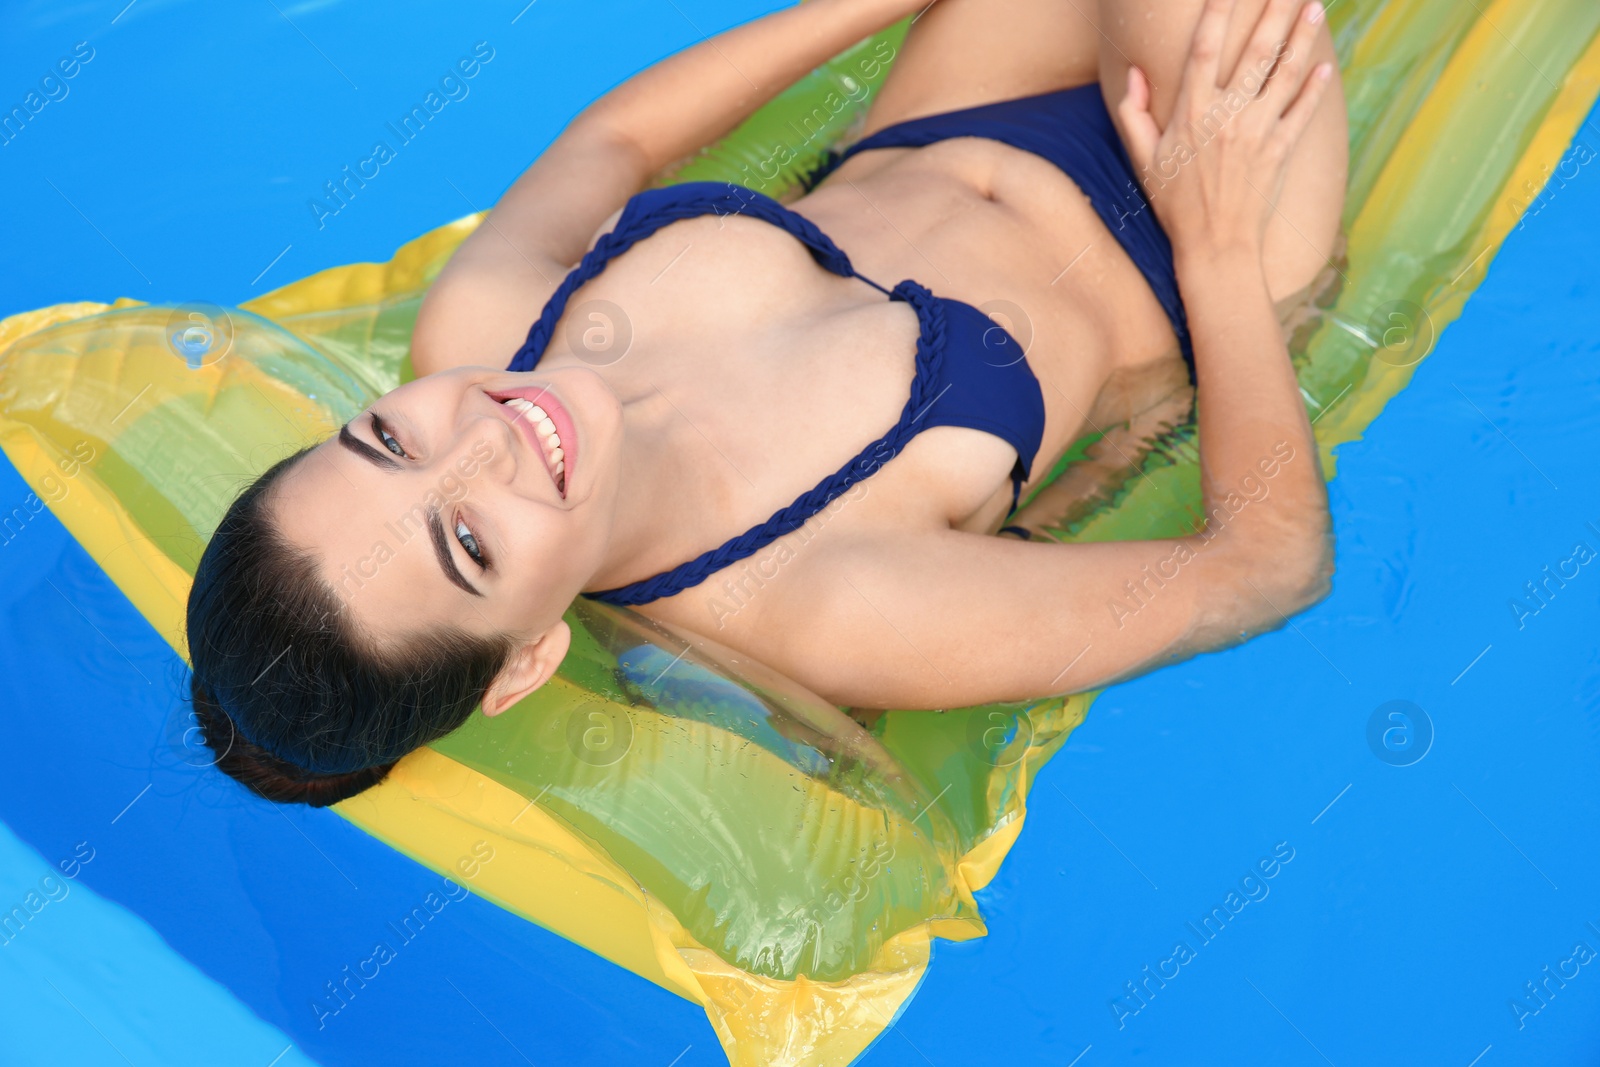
[189,675,395,807]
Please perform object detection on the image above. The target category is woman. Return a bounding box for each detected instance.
[188,0,1345,804]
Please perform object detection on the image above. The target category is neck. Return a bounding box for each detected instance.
[581,382,705,597]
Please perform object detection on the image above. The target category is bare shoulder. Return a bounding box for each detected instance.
[655,523,1103,709]
[646,522,1171,711]
[411,237,566,378]
[646,482,1332,711]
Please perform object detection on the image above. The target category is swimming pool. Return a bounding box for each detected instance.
[3,0,1598,1064]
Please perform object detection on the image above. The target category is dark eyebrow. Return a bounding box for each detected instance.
[338,420,402,471]
[337,419,480,596]
[428,508,482,597]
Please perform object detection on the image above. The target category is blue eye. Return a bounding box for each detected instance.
[455,516,487,569]
[371,413,407,458]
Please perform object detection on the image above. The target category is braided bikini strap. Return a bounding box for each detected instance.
[584,280,948,606]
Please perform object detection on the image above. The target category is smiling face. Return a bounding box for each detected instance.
[270,365,625,664]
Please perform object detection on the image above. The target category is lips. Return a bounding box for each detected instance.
[486,385,578,498]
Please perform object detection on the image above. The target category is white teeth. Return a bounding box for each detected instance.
[500,395,567,491]
[500,399,563,444]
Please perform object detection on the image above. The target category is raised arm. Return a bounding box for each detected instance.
[724,0,1340,710]
[413,0,925,376]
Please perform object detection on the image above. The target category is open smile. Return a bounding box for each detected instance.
[486,386,578,498]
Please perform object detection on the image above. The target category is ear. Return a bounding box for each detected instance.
[481,620,571,717]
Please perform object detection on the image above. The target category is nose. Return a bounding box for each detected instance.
[438,409,519,490]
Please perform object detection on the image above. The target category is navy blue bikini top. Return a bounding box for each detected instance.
[507,180,1047,607]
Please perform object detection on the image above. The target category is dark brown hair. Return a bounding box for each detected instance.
[185,446,515,806]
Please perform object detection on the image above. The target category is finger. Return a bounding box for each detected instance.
[1262,1,1326,114]
[1182,0,1237,95]
[1270,60,1333,156]
[1230,0,1302,97]
[1116,65,1162,173]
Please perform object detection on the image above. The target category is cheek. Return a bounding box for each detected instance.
[497,505,597,617]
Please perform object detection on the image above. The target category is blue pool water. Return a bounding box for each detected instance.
[2,1,1597,1064]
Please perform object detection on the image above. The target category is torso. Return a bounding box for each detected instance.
[527,137,1186,629]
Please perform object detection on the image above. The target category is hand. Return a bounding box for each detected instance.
[1117,0,1335,263]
